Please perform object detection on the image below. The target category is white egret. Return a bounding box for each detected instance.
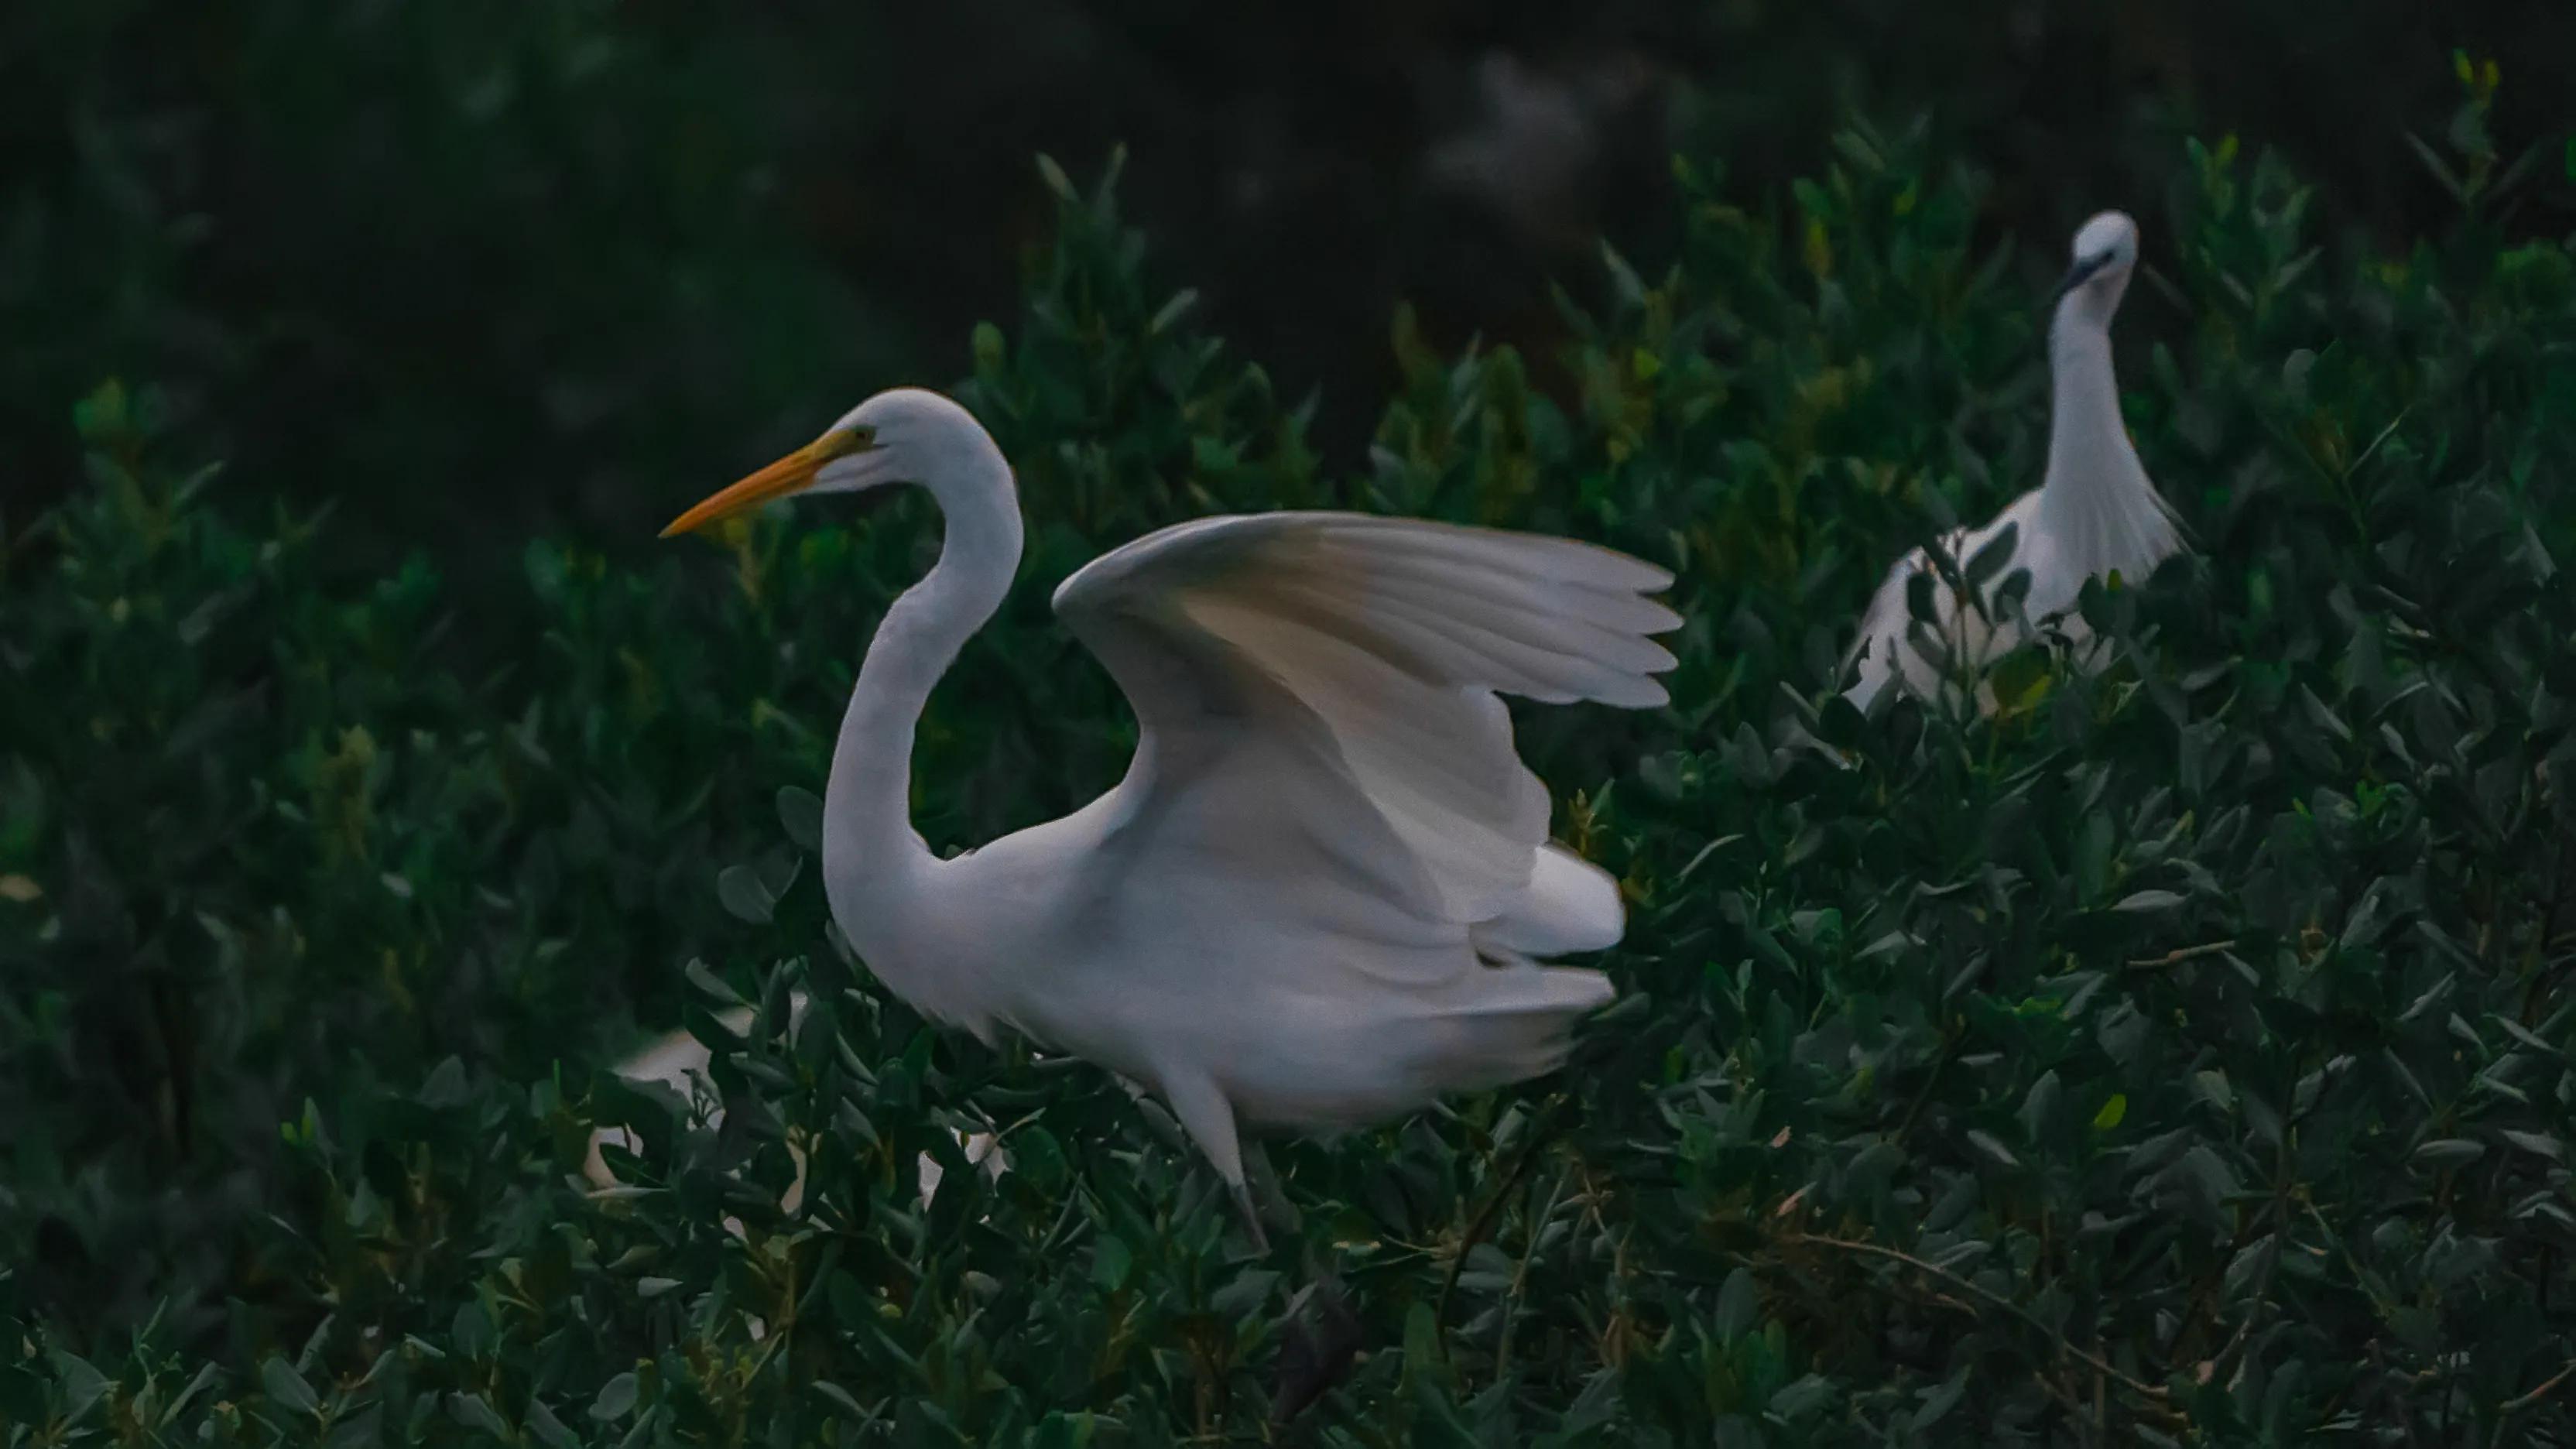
[1843,211,2184,713]
[661,387,1678,1244]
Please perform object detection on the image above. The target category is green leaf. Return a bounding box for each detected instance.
[1714,1266,1759,1338]
[2222,1234,2278,1297]
[260,1356,320,1416]
[1148,289,1201,335]
[1211,1267,1279,1317]
[811,1381,871,1421]
[717,864,776,924]
[1963,520,2019,586]
[527,1399,581,1449]
[776,786,824,852]
[1091,1235,1133,1293]
[51,1351,110,1424]
[417,1056,471,1108]
[590,1372,640,1423]
[2501,1130,2564,1161]
[1910,1368,1970,1430]
[1769,1373,1835,1421]
[2113,889,2184,913]
[1989,649,2052,711]
[72,379,129,444]
[2413,1138,2486,1168]
[684,957,746,1007]
[325,1403,385,1448]
[1399,1301,1447,1390]
[447,1391,511,1438]
[2017,1070,2062,1140]
[2091,1094,2128,1132]
[1035,153,1079,202]
[1028,1411,1096,1449]
[450,1301,495,1360]
[162,1362,222,1426]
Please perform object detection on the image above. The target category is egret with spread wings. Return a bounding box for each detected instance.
[663,388,1678,1242]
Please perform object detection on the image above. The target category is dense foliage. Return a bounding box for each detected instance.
[9,83,2576,1447]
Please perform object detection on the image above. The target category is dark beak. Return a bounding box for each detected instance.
[2050,251,2112,307]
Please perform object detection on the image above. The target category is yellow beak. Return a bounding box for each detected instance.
[660,430,874,537]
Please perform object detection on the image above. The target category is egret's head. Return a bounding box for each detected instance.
[660,388,989,536]
[2050,211,2139,320]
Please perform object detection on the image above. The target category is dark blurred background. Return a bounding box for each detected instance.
[7,0,2571,589]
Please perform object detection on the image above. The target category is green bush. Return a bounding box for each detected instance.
[7,94,2576,1444]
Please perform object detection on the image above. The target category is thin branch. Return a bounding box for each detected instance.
[1786,1232,2173,1407]
[1434,1093,1570,1359]
[1495,1163,1575,1382]
[1893,1036,1960,1140]
[2503,1358,2576,1416]
[2129,939,2239,970]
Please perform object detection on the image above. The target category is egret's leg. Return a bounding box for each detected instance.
[1157,1067,1267,1252]
[1242,1139,1293,1231]
[1232,1184,1270,1255]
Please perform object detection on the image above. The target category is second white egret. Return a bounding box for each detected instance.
[1844,210,2185,713]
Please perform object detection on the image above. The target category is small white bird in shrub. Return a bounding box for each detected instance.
[1844,210,2185,714]
[660,387,1678,1245]
[581,994,1005,1220]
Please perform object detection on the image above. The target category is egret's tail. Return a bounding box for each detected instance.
[1410,963,1615,1095]
[1434,843,1624,1093]
[1473,844,1626,958]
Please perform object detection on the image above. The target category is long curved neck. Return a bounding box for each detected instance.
[827,438,1023,902]
[2039,296,2164,573]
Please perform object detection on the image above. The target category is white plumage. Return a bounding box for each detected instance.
[659,388,1678,1240]
[1845,211,2185,713]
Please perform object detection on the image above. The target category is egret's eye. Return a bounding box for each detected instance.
[817,425,878,460]
[2052,250,2115,303]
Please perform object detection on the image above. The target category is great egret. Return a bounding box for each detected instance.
[1843,211,2184,713]
[662,387,1678,1244]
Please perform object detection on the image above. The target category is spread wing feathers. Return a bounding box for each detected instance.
[1054,512,1677,951]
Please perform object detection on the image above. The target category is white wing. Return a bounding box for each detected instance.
[1843,495,2040,711]
[1051,511,1677,982]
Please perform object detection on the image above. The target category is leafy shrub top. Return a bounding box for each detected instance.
[6,103,2576,1444]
